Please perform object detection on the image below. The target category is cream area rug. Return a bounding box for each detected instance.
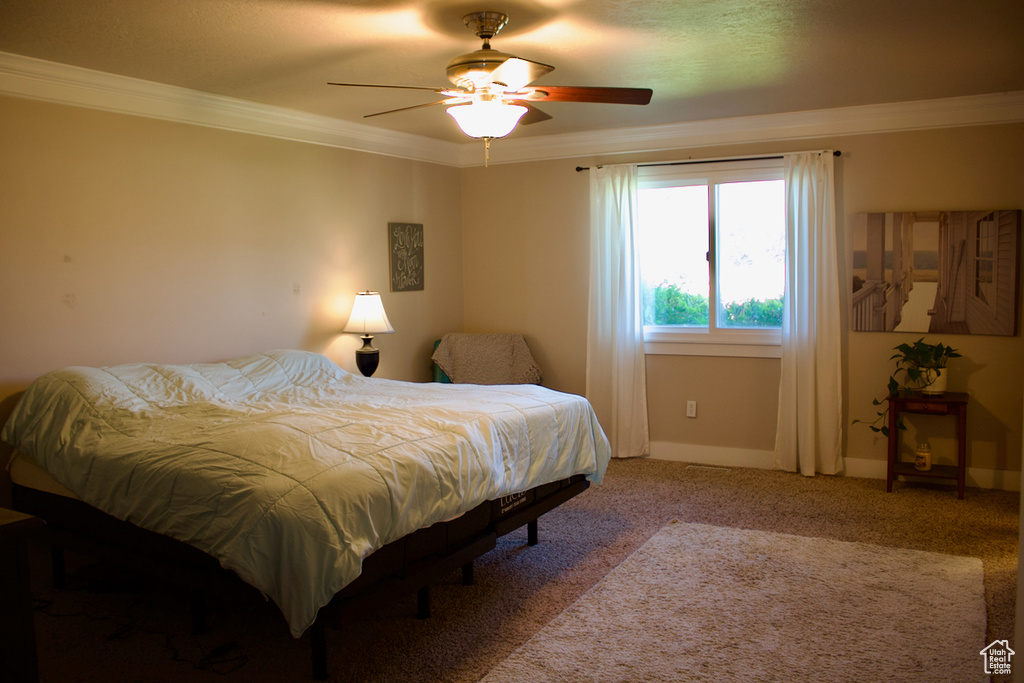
[481,521,987,683]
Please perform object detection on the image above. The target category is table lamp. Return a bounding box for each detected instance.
[342,291,394,377]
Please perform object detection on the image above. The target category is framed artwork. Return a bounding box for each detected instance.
[851,210,1021,335]
[388,222,424,292]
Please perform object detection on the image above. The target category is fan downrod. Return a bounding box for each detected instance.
[447,11,515,88]
[464,11,509,47]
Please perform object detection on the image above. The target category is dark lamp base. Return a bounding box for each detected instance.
[355,337,380,377]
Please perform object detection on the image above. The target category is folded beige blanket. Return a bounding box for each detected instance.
[432,333,542,385]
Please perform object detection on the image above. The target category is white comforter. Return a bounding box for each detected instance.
[1,350,610,637]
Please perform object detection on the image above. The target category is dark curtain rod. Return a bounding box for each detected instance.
[574,150,841,172]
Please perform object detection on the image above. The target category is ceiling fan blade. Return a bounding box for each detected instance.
[522,85,653,105]
[519,103,553,125]
[328,82,466,97]
[485,57,555,91]
[363,98,466,119]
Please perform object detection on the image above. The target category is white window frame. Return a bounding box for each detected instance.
[638,157,785,359]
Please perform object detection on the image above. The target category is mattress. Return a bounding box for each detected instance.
[1,349,611,637]
[7,450,76,498]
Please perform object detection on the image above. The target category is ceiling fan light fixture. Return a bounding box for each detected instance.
[328,10,653,149]
[446,99,527,139]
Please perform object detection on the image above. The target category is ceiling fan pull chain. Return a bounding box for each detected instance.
[484,137,491,167]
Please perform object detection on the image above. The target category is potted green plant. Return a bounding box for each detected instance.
[890,337,961,395]
[853,337,961,435]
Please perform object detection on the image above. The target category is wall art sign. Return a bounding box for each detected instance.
[388,222,424,292]
[851,209,1021,336]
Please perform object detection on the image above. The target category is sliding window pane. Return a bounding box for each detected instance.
[715,180,785,328]
[639,185,710,326]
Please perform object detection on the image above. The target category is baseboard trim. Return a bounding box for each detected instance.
[648,441,1020,492]
[843,457,1022,492]
[649,442,775,470]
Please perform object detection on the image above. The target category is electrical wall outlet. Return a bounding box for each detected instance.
[686,400,697,418]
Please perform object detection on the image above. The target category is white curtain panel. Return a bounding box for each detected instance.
[774,152,844,475]
[586,164,650,459]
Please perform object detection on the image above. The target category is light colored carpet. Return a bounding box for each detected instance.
[27,459,1017,682]
[481,520,987,683]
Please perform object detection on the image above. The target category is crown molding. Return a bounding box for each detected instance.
[463,90,1024,166]
[2,51,1022,169]
[0,51,462,166]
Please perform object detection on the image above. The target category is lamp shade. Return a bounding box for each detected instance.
[446,100,527,139]
[342,291,394,335]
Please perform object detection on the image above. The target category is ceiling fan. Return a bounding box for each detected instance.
[328,11,653,152]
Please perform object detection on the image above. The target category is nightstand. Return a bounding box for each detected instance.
[0,507,45,683]
[886,392,968,499]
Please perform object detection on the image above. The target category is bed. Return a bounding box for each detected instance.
[2,349,610,678]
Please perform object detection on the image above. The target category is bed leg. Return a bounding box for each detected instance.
[461,561,474,586]
[310,621,328,681]
[189,588,207,635]
[417,585,431,619]
[528,519,538,546]
[50,545,66,589]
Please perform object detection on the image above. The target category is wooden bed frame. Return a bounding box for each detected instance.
[12,473,590,679]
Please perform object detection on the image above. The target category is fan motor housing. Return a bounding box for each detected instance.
[446,47,513,90]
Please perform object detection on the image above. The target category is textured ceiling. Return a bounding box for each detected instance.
[1,0,1022,143]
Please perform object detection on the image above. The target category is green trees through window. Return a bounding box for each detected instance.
[647,283,783,327]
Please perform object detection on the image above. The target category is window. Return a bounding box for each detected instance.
[637,158,786,357]
[974,211,996,306]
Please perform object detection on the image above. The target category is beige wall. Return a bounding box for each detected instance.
[0,96,465,502]
[460,158,592,392]
[461,123,1024,480]
[2,93,1021,492]
[843,126,1024,479]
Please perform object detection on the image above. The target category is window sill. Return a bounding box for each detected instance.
[644,341,781,358]
[643,328,781,358]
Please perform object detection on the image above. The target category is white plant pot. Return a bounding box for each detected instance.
[920,368,947,395]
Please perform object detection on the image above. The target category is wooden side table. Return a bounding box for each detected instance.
[886,391,968,499]
[0,507,45,682]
